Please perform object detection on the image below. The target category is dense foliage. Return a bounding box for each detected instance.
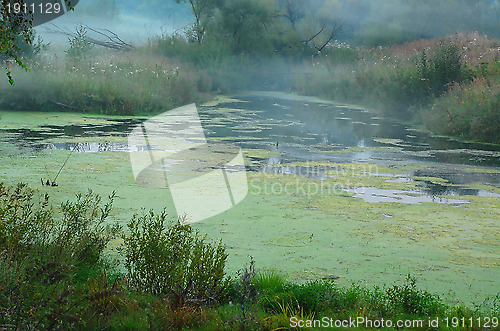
[0,182,498,329]
[0,183,120,329]
[122,210,228,306]
[0,0,76,85]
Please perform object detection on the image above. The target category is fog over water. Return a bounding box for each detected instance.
[0,1,499,315]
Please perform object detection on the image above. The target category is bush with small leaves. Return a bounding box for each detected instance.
[65,25,93,63]
[0,182,120,329]
[121,210,228,306]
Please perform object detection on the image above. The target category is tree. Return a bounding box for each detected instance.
[298,1,343,52]
[302,17,343,52]
[278,0,305,30]
[218,0,273,53]
[1,0,76,85]
[173,0,222,43]
[1,0,33,85]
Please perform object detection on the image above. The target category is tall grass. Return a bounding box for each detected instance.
[0,48,212,115]
[299,33,500,142]
[4,28,497,143]
[424,78,500,143]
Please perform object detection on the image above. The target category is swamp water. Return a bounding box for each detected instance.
[0,92,499,305]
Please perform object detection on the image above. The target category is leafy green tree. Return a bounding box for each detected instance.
[1,0,75,85]
[1,0,33,85]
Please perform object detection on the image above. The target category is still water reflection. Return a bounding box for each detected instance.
[1,94,499,201]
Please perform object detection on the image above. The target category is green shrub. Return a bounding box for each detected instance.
[65,25,93,63]
[424,78,500,143]
[0,182,51,256]
[377,43,474,117]
[0,183,121,329]
[385,275,445,316]
[121,210,228,306]
[0,183,118,264]
[417,43,474,98]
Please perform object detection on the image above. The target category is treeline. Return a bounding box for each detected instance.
[141,0,500,143]
[81,0,500,46]
[145,0,500,56]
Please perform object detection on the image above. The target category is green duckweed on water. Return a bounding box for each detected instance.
[1,100,499,307]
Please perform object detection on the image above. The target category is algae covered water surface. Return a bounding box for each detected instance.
[0,92,499,305]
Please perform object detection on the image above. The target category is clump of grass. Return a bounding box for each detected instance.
[424,77,500,143]
[254,274,498,330]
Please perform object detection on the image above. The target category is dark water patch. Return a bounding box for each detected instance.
[0,118,144,152]
[200,95,500,169]
[417,180,500,197]
[412,168,500,197]
[413,168,500,186]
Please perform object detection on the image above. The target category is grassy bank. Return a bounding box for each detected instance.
[1,30,499,143]
[0,46,212,115]
[1,182,498,330]
[296,33,500,144]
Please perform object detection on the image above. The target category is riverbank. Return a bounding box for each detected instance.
[2,33,498,146]
[0,48,213,115]
[292,33,500,144]
[0,180,498,330]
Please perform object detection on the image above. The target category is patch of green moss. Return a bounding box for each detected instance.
[0,113,499,306]
[242,148,280,159]
[201,95,247,107]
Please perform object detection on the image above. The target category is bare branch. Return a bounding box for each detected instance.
[46,24,134,51]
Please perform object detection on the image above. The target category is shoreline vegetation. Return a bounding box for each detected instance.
[1,1,499,328]
[0,183,498,329]
[0,30,499,143]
